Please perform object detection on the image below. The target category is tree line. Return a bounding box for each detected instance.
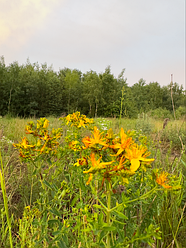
[0,56,185,118]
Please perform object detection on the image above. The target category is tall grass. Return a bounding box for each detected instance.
[0,151,13,248]
[0,115,185,247]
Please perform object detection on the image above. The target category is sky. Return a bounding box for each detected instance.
[0,0,185,89]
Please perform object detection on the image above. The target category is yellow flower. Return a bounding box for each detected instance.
[66,115,71,125]
[21,137,29,149]
[85,117,94,124]
[37,139,41,147]
[125,145,154,172]
[72,112,80,120]
[19,137,35,149]
[69,140,81,151]
[64,112,93,128]
[82,126,108,148]
[117,156,126,170]
[43,119,49,129]
[83,153,114,184]
[25,124,34,134]
[40,143,47,153]
[77,119,85,128]
[82,136,91,149]
[110,128,132,155]
[85,173,93,185]
[91,126,107,146]
[156,172,172,189]
[74,157,88,167]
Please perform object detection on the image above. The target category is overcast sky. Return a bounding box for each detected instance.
[0,0,185,88]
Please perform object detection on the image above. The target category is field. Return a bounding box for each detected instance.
[0,113,186,248]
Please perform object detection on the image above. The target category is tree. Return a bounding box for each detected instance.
[131,78,148,113]
[145,82,163,110]
[99,66,119,117]
[0,57,185,118]
[6,61,21,116]
[83,70,101,117]
[0,56,8,116]
[63,69,81,114]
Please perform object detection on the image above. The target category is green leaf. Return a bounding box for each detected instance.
[49,245,58,248]
[63,235,69,246]
[43,179,53,191]
[79,176,86,191]
[112,218,126,225]
[82,228,91,232]
[47,158,52,164]
[32,169,37,176]
[48,219,59,225]
[58,239,68,248]
[181,159,186,167]
[59,189,66,199]
[102,226,116,231]
[70,194,79,207]
[99,230,107,243]
[98,212,104,226]
[113,210,128,220]
[50,208,62,219]
[41,212,48,224]
[32,219,39,225]
[53,231,60,236]
[93,204,103,209]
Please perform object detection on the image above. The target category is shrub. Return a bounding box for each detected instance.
[148,108,173,119]
[175,106,186,119]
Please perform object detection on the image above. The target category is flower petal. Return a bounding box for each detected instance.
[130,159,140,172]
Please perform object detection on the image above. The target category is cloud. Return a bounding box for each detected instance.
[1,0,184,88]
[0,0,62,48]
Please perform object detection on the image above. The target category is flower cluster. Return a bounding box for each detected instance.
[68,140,81,151]
[74,126,155,185]
[61,112,94,128]
[155,171,172,189]
[13,118,62,160]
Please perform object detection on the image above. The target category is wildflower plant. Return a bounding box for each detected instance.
[11,112,181,248]
[71,124,180,247]
[13,118,63,207]
[79,127,155,186]
[13,118,62,161]
[60,111,94,129]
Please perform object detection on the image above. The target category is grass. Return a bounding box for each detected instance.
[0,115,185,247]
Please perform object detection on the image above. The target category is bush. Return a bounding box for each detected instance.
[148,108,173,119]
[135,113,154,135]
[161,124,186,151]
[175,106,186,119]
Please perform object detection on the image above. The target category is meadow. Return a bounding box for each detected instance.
[0,113,185,248]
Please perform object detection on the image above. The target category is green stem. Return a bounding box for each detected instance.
[0,151,13,248]
[106,181,111,248]
[83,215,89,248]
[119,86,125,126]
[30,177,33,206]
[95,197,108,212]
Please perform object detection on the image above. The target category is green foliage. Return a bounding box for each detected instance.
[1,114,185,247]
[135,113,154,134]
[175,106,186,119]
[83,70,101,117]
[161,124,186,151]
[147,107,173,119]
[1,57,185,118]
